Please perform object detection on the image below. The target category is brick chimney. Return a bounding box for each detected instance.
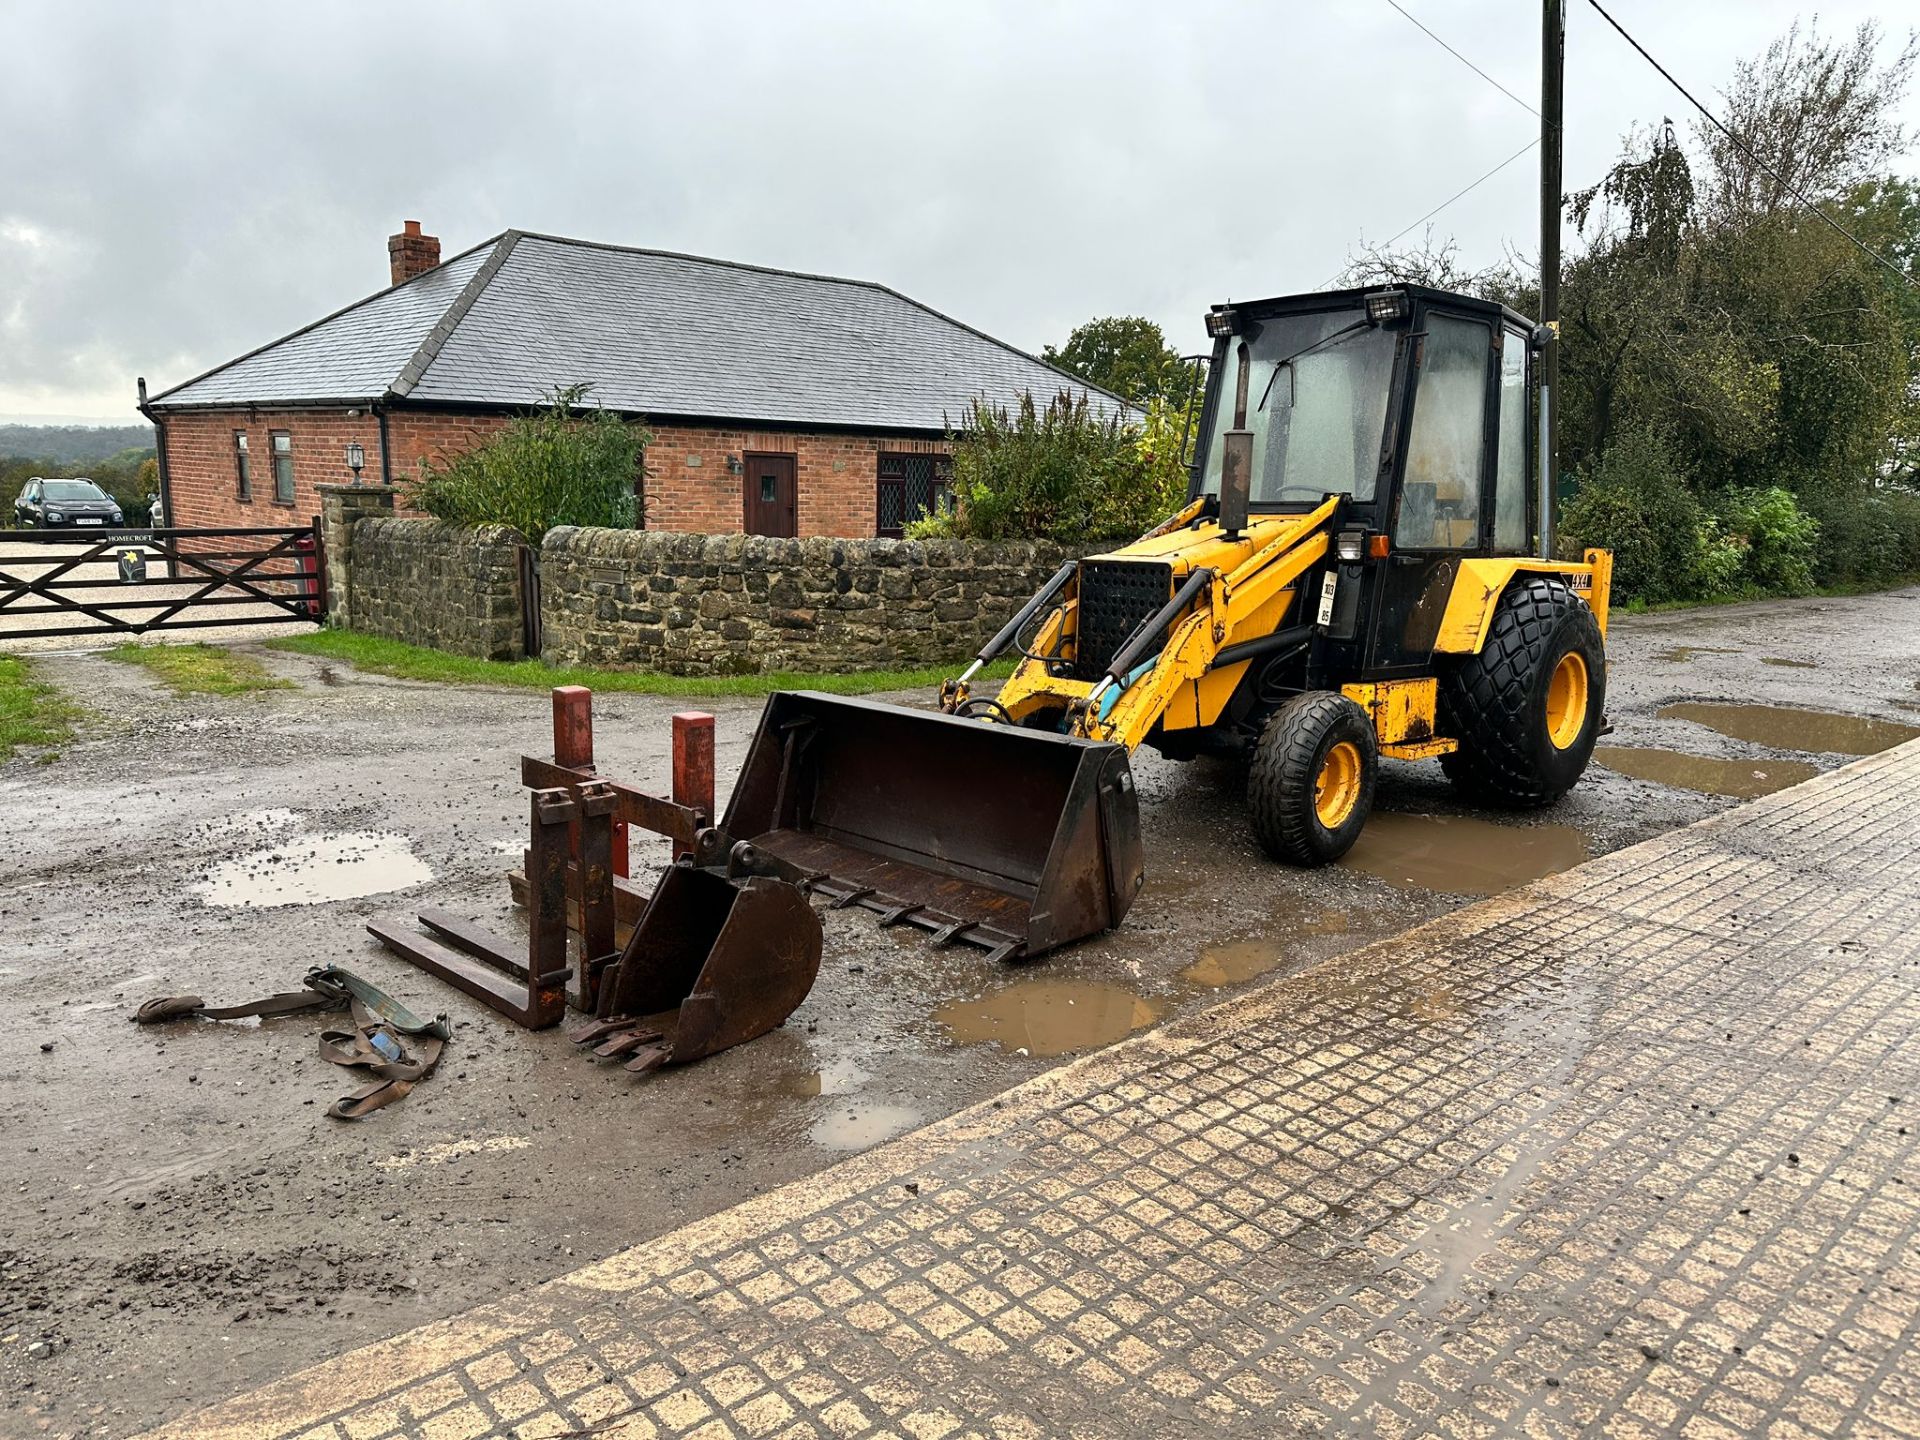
[387,220,441,286]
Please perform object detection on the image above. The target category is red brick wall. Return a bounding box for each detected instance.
[161,409,381,528]
[160,408,950,538]
[639,424,950,536]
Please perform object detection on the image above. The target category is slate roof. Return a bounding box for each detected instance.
[149,231,1129,429]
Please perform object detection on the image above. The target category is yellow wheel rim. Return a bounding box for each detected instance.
[1545,651,1590,750]
[1314,741,1362,829]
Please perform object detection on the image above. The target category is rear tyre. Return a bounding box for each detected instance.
[1248,692,1378,866]
[1438,578,1605,807]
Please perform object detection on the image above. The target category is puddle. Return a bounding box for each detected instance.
[779,1057,871,1098]
[1658,701,1920,756]
[1653,646,1739,663]
[1340,812,1588,896]
[809,1101,920,1151]
[1592,744,1818,799]
[196,830,432,908]
[1760,657,1818,669]
[934,979,1159,1057]
[1181,908,1349,989]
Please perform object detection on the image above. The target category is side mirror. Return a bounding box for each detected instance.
[1530,322,1555,352]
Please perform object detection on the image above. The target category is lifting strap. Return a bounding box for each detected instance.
[134,965,452,1120]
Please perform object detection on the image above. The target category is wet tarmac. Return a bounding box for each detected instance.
[3,584,1918,1437]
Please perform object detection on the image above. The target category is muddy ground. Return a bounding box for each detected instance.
[3,586,1918,1438]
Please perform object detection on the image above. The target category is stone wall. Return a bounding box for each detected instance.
[349,517,528,661]
[538,527,1088,675]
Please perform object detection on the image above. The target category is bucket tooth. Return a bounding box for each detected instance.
[568,1017,632,1046]
[624,1046,671,1075]
[593,1030,655,1059]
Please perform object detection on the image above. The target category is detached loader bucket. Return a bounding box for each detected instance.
[723,692,1144,961]
[578,867,822,1074]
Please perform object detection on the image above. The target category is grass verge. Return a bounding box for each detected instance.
[268,630,1012,697]
[0,655,81,761]
[107,642,297,697]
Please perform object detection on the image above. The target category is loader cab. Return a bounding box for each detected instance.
[1189,284,1541,676]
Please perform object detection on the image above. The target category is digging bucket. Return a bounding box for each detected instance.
[721,692,1144,961]
[587,867,822,1072]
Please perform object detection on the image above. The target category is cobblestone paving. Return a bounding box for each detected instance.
[146,742,1920,1440]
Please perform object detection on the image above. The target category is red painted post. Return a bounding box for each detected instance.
[672,712,716,821]
[552,686,593,770]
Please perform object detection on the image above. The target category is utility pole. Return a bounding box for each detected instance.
[1539,0,1564,559]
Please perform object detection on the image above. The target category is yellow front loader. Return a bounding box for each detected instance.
[710,284,1612,967]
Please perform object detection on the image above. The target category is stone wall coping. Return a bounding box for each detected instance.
[539,525,1091,567]
[356,515,528,547]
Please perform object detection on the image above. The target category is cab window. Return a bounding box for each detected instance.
[1394,314,1490,550]
[1492,327,1530,552]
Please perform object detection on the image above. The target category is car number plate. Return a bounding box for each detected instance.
[76,518,103,525]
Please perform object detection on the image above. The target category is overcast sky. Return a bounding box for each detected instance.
[2,0,1915,426]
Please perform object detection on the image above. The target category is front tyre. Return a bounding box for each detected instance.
[1439,577,1605,807]
[1247,692,1378,866]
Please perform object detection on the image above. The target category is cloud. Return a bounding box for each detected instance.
[1,0,1911,424]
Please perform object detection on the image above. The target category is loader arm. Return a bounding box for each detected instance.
[1093,500,1336,748]
[987,496,1341,751]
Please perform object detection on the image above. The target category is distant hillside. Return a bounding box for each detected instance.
[0,424,156,463]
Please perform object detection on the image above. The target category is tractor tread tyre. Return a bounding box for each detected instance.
[1438,578,1605,808]
[1248,691,1377,867]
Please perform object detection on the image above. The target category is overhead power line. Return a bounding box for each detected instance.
[1584,0,1916,290]
[1382,0,1544,121]
[1320,136,1541,289]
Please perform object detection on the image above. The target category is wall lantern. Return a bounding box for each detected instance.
[345,442,366,486]
[726,455,743,476]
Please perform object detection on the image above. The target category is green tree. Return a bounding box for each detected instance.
[1042,316,1185,404]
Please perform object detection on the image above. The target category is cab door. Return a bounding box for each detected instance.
[1366,309,1498,673]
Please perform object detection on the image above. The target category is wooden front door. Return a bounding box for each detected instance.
[742,453,797,537]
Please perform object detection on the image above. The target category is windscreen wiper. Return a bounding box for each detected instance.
[1257,318,1372,411]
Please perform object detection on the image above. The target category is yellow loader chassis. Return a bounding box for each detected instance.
[1435,550,1613,654]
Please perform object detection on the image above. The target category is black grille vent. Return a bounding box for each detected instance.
[1073,560,1173,680]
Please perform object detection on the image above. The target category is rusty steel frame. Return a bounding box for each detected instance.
[373,689,722,1032]
[509,688,716,926]
[369,781,619,1028]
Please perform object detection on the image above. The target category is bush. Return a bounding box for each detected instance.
[404,385,648,543]
[1718,486,1820,595]
[1800,485,1920,586]
[912,390,1186,543]
[1560,432,1736,603]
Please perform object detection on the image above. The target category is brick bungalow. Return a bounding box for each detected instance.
[140,223,1124,539]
